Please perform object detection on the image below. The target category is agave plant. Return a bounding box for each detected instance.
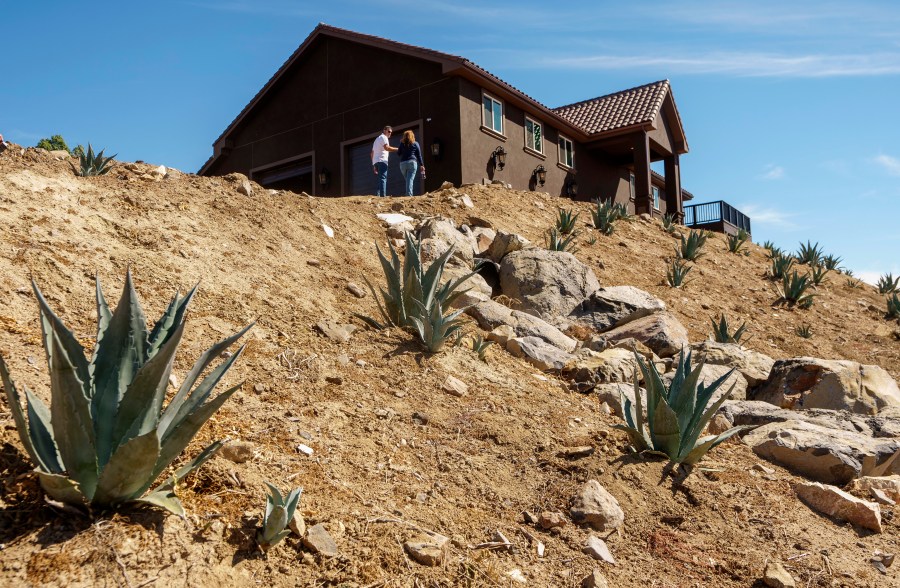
[766,246,784,260]
[665,258,692,288]
[410,297,467,353]
[71,143,116,177]
[676,230,708,261]
[555,208,580,235]
[0,271,251,514]
[257,483,302,553]
[795,324,813,338]
[761,240,776,252]
[821,254,843,271]
[591,200,618,235]
[725,229,749,254]
[661,213,678,234]
[810,264,830,286]
[795,241,824,266]
[778,271,815,308]
[768,253,795,280]
[887,293,900,320]
[877,273,900,294]
[711,314,748,344]
[470,332,493,362]
[615,350,750,465]
[546,227,579,253]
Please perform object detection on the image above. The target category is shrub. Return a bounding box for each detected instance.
[362,232,475,352]
[795,324,812,338]
[36,134,70,152]
[796,241,824,266]
[877,273,900,294]
[768,253,794,280]
[711,314,748,344]
[666,258,692,288]
[822,254,843,271]
[676,230,708,261]
[778,271,815,308]
[591,200,618,235]
[257,484,302,552]
[725,229,749,254]
[810,264,829,286]
[615,350,750,465]
[555,208,579,235]
[887,293,900,319]
[546,227,579,253]
[73,143,116,176]
[0,271,251,515]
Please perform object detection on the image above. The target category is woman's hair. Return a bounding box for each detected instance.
[402,130,415,145]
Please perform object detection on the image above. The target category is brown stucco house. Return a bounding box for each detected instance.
[201,23,748,231]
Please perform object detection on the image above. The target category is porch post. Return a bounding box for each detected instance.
[664,154,683,222]
[632,132,652,215]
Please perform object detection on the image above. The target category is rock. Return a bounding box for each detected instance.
[743,420,900,484]
[507,337,573,371]
[570,480,624,531]
[468,215,493,229]
[581,569,610,588]
[600,312,688,358]
[441,265,492,308]
[846,475,900,503]
[487,231,531,263]
[751,357,900,415]
[592,383,643,418]
[570,286,666,331]
[557,446,595,459]
[762,561,796,588]
[460,194,474,208]
[690,341,775,387]
[236,178,252,196]
[387,220,415,239]
[567,349,638,385]
[403,531,449,566]
[706,413,733,435]
[465,300,577,352]
[303,523,339,557]
[795,481,882,532]
[220,441,254,463]
[717,399,900,439]
[499,250,601,319]
[346,282,366,298]
[376,212,415,226]
[316,321,357,343]
[289,511,307,537]
[472,227,495,254]
[440,181,454,190]
[307,259,321,267]
[419,217,476,265]
[321,224,334,238]
[583,535,616,564]
[537,511,567,529]
[486,325,516,347]
[442,375,468,397]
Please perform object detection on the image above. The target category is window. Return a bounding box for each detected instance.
[652,186,660,210]
[525,117,543,154]
[558,135,574,168]
[482,93,504,134]
[629,173,635,200]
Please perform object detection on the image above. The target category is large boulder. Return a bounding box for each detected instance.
[690,341,775,387]
[717,400,900,439]
[465,299,577,352]
[499,249,601,319]
[742,419,900,484]
[600,311,689,358]
[570,286,666,332]
[566,349,638,385]
[751,357,900,415]
[418,217,476,265]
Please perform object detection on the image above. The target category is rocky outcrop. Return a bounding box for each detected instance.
[570,286,666,332]
[717,400,900,439]
[499,249,601,319]
[690,341,775,387]
[600,311,689,358]
[465,299,577,352]
[751,357,900,415]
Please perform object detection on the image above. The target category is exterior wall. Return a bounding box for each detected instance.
[205,37,462,195]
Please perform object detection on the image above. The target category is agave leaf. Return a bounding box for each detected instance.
[93,429,160,504]
[91,276,112,379]
[360,276,391,327]
[151,440,223,493]
[683,380,737,451]
[147,285,197,361]
[649,396,680,456]
[680,426,751,465]
[631,376,647,448]
[25,388,63,473]
[373,243,402,325]
[612,424,649,452]
[39,471,88,505]
[33,281,91,400]
[0,355,46,469]
[48,330,99,499]
[284,487,303,519]
[420,244,455,310]
[264,505,288,538]
[135,488,185,517]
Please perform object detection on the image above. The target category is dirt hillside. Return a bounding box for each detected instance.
[0,145,897,587]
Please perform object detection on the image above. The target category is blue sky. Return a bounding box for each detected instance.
[2,1,898,281]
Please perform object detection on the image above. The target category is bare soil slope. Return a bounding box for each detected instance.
[0,146,897,587]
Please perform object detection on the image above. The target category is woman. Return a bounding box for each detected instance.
[397,130,425,196]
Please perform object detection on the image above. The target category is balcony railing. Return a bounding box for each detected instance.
[683,200,752,235]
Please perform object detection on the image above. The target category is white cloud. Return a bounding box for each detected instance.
[736,204,799,229]
[874,154,900,176]
[760,164,785,180]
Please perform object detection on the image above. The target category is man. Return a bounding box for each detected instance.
[370,125,398,197]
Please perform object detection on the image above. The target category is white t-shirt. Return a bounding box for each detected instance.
[371,134,390,164]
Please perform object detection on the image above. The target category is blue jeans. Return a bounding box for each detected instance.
[374,161,388,197]
[399,160,418,196]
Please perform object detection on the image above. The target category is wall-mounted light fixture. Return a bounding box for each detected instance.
[566,180,578,197]
[318,167,330,187]
[431,138,442,159]
[492,146,507,170]
[532,165,547,187]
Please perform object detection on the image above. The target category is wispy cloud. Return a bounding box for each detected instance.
[737,204,800,229]
[539,51,900,77]
[874,154,900,176]
[760,164,785,180]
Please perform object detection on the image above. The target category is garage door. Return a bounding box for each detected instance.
[347,128,422,196]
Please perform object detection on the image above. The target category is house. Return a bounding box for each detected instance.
[200,24,735,227]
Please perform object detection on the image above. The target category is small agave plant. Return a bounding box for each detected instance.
[0,271,251,514]
[257,483,303,553]
[615,350,751,465]
[72,143,116,177]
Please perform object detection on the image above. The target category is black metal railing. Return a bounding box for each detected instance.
[683,200,751,235]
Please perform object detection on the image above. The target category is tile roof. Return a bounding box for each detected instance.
[552,80,670,135]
